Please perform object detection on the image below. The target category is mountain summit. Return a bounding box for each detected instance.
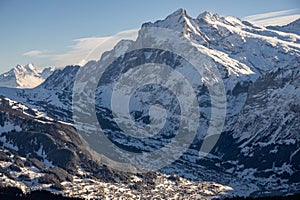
[0,64,55,88]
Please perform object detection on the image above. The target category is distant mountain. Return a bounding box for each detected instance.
[0,9,299,198]
[0,64,55,88]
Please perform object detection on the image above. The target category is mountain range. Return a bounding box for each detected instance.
[0,64,55,88]
[0,9,299,199]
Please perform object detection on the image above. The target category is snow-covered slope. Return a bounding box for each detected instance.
[0,9,299,198]
[0,64,55,88]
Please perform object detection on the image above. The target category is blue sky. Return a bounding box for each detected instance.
[0,0,299,73]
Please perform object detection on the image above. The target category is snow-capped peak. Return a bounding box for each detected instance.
[25,63,38,73]
[169,8,188,18]
[141,8,188,32]
[197,11,213,20]
[197,11,243,27]
[14,64,27,74]
[13,63,39,76]
[0,64,55,88]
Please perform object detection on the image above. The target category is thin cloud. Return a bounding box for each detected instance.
[23,50,44,57]
[244,9,300,26]
[51,29,138,67]
[251,14,300,26]
[244,9,299,21]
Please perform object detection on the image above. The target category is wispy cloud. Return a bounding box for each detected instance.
[52,29,138,67]
[244,9,300,26]
[250,14,300,26]
[23,50,45,57]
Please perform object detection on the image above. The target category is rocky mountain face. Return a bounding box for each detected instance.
[0,9,299,198]
[0,64,55,88]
